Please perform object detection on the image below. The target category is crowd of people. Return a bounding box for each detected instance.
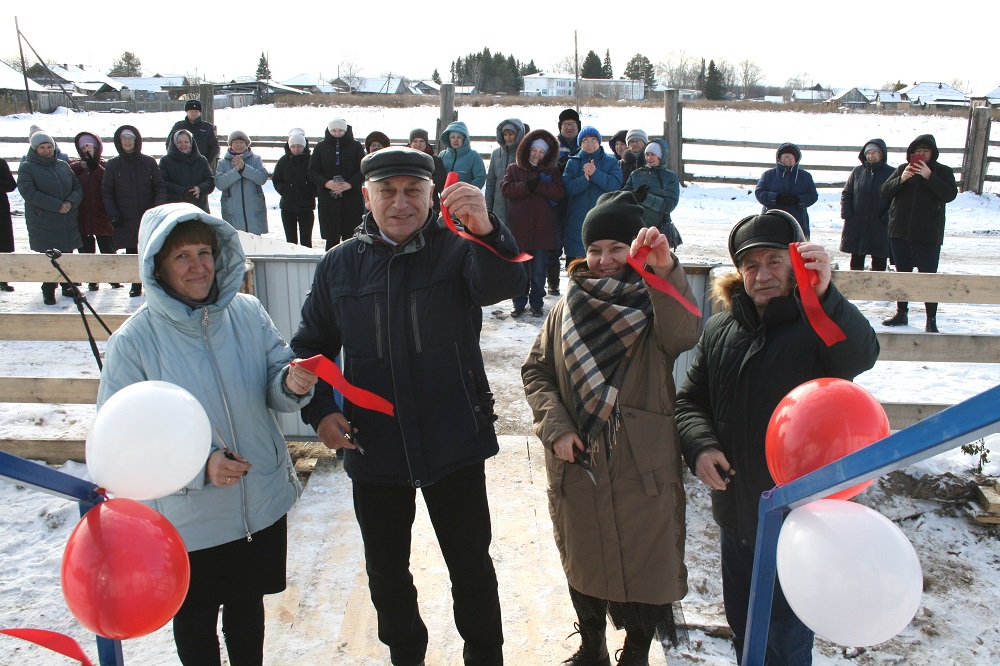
[0,103,959,665]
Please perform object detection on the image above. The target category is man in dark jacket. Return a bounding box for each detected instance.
[166,99,220,167]
[879,134,957,332]
[291,147,526,666]
[549,108,581,296]
[676,210,879,666]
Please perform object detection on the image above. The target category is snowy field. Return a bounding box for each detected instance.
[0,105,998,664]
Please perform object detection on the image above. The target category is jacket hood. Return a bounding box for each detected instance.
[323,124,356,144]
[137,203,246,326]
[907,134,939,162]
[710,269,745,311]
[857,138,887,166]
[774,142,801,165]
[166,131,204,161]
[113,125,144,156]
[73,132,104,160]
[515,129,560,170]
[643,138,670,169]
[494,118,526,148]
[440,121,471,154]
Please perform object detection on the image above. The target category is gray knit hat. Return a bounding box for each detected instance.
[626,129,648,145]
[30,131,54,151]
[228,130,251,146]
[582,191,645,248]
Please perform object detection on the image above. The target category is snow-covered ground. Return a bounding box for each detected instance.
[0,105,998,664]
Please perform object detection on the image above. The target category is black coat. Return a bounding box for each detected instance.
[307,125,364,208]
[159,140,214,213]
[840,138,893,257]
[1,157,18,252]
[167,117,220,164]
[879,134,958,246]
[291,211,527,487]
[102,126,168,250]
[676,275,879,545]
[272,141,317,212]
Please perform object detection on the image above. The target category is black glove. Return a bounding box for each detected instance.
[632,184,650,203]
[776,193,800,206]
[527,177,540,192]
[110,216,123,229]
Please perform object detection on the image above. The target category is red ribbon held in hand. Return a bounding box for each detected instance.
[626,245,702,317]
[788,242,846,347]
[0,629,95,666]
[292,355,395,417]
[440,172,532,263]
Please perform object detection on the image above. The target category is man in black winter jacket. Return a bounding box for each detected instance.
[291,147,526,666]
[166,99,220,167]
[676,210,879,666]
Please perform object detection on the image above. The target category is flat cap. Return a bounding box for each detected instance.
[728,209,805,265]
[361,146,434,182]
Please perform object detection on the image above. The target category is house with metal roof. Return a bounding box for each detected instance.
[26,63,123,97]
[898,82,969,108]
[791,89,833,103]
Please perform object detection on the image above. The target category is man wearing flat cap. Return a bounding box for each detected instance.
[292,147,525,666]
[675,210,878,665]
[167,99,220,168]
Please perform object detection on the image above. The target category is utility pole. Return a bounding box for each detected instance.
[573,30,579,112]
[14,17,33,113]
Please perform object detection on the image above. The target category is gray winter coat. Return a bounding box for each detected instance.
[485,118,526,223]
[215,149,269,234]
[17,147,83,252]
[97,203,306,551]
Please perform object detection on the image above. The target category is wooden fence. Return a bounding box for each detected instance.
[0,252,996,463]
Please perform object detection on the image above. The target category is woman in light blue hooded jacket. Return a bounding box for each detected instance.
[215,130,269,234]
[97,202,318,665]
[439,120,486,188]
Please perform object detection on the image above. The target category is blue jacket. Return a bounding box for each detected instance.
[97,203,306,551]
[754,142,818,237]
[439,121,486,188]
[216,148,269,234]
[623,139,680,229]
[562,146,623,258]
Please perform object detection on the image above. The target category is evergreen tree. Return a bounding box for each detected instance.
[601,50,613,79]
[432,68,442,84]
[696,58,706,91]
[520,59,540,76]
[623,53,656,92]
[256,52,271,81]
[108,51,142,78]
[704,60,726,100]
[581,50,603,79]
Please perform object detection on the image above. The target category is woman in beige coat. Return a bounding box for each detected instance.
[522,191,701,666]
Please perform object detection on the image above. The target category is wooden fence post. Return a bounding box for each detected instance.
[663,89,683,182]
[199,83,217,171]
[437,83,455,153]
[963,106,991,195]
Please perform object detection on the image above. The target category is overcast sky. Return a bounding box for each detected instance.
[2,5,995,95]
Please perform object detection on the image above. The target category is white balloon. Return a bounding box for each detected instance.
[87,381,212,500]
[776,499,923,647]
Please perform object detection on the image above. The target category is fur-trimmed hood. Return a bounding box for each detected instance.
[515,129,560,170]
[710,269,745,311]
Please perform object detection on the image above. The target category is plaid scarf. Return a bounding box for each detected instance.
[562,266,652,454]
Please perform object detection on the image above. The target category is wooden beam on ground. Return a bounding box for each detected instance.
[834,270,1000,305]
[0,376,98,403]
[0,313,129,341]
[882,402,950,430]
[0,253,141,283]
[0,439,86,464]
[876,332,1000,363]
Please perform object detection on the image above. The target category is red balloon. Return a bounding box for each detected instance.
[766,378,890,500]
[61,498,190,639]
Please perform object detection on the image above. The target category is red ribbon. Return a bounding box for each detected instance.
[440,172,533,263]
[292,355,395,416]
[626,245,702,317]
[0,629,95,666]
[788,242,846,347]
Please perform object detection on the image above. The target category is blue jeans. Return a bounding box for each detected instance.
[513,249,548,310]
[721,527,813,665]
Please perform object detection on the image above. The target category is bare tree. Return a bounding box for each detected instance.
[337,58,363,93]
[551,55,579,77]
[949,78,968,93]
[656,50,699,89]
[717,60,739,97]
[785,72,811,92]
[739,59,763,99]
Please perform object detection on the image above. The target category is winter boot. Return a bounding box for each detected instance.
[925,302,939,333]
[88,283,100,291]
[561,620,611,666]
[547,264,561,296]
[615,630,653,666]
[41,282,57,306]
[0,282,13,292]
[882,302,908,327]
[110,283,123,289]
[61,282,76,298]
[129,283,142,297]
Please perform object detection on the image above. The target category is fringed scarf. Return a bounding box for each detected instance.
[561,265,652,458]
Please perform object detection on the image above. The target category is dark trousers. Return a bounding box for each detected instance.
[280,209,314,247]
[513,249,547,310]
[849,253,887,272]
[81,234,117,255]
[173,596,265,666]
[888,238,940,274]
[721,528,813,665]
[352,462,503,666]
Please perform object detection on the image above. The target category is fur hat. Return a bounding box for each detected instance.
[365,131,391,153]
[328,118,348,133]
[29,131,54,150]
[184,99,202,112]
[228,130,251,146]
[582,191,645,249]
[728,210,805,265]
[558,108,581,130]
[626,129,648,146]
[409,128,430,144]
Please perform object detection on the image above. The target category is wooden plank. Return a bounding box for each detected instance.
[682,137,965,154]
[976,485,1000,513]
[876,332,1000,363]
[688,175,848,188]
[834,270,1000,305]
[686,159,862,172]
[0,313,130,341]
[882,402,950,430]
[0,253,141,283]
[0,376,98,403]
[0,439,86,464]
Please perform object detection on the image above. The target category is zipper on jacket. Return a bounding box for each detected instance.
[410,292,422,354]
[374,293,384,359]
[201,305,253,540]
[385,256,417,485]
